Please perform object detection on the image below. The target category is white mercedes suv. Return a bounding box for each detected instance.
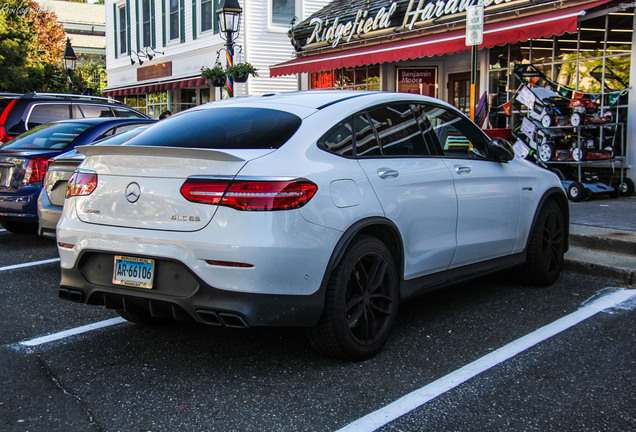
[57,91,568,360]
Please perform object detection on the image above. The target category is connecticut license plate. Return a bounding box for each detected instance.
[113,255,155,289]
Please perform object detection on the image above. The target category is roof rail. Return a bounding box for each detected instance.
[22,92,124,105]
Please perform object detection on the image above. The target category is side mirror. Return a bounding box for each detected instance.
[488,137,515,162]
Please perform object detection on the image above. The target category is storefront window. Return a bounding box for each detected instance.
[311,66,380,91]
[487,9,632,129]
[124,95,147,115]
[147,92,168,119]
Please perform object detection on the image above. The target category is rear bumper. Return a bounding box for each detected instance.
[57,207,343,327]
[0,187,40,221]
[37,190,61,238]
[59,252,326,327]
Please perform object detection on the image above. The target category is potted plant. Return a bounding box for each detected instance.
[202,62,227,87]
[226,62,258,83]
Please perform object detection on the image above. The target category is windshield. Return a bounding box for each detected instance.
[1,122,92,150]
[126,107,302,150]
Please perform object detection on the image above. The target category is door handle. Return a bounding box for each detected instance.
[454,166,471,175]
[377,169,399,179]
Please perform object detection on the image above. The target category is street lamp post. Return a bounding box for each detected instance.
[216,0,242,98]
[62,37,77,92]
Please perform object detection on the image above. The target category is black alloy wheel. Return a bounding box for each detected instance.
[518,200,566,286]
[307,235,399,360]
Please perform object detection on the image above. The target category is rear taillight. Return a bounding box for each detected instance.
[22,157,53,184]
[180,178,318,211]
[66,171,98,198]
[0,99,18,143]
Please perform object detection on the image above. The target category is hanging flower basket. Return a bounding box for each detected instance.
[226,63,258,84]
[202,63,227,87]
[232,72,250,83]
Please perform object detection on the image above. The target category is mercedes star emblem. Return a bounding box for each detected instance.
[125,182,141,203]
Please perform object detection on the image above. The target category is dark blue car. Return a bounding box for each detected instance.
[0,117,155,234]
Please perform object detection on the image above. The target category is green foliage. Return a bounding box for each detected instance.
[226,62,258,78]
[0,0,67,92]
[201,62,227,86]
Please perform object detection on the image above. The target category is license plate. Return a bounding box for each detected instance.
[113,255,155,289]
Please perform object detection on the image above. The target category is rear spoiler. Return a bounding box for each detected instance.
[76,145,247,162]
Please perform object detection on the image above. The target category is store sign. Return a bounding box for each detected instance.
[307,2,398,47]
[396,68,437,97]
[403,0,514,31]
[298,0,521,49]
[137,62,172,81]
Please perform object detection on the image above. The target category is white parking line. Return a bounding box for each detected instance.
[19,317,127,347]
[0,257,60,272]
[336,288,636,432]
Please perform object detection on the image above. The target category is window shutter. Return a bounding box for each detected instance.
[151,0,156,48]
[135,0,140,51]
[113,4,118,58]
[162,0,166,46]
[192,0,197,40]
[213,0,218,34]
[179,0,185,43]
[126,0,131,55]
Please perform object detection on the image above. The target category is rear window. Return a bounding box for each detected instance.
[1,122,92,150]
[126,107,302,149]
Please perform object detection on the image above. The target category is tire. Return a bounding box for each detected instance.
[307,235,399,361]
[537,143,554,162]
[567,181,585,202]
[570,112,583,126]
[571,147,586,162]
[618,178,634,197]
[116,309,171,326]
[0,220,38,234]
[541,114,552,128]
[518,200,566,286]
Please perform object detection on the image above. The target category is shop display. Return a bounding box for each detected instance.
[507,63,631,201]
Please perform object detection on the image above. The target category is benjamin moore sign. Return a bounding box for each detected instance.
[294,0,527,50]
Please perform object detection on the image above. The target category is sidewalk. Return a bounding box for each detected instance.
[565,195,636,286]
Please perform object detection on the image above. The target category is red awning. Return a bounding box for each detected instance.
[270,0,612,77]
[103,77,205,97]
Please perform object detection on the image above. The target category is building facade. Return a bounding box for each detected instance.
[271,0,635,184]
[103,0,329,118]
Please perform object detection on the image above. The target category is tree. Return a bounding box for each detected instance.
[0,0,67,92]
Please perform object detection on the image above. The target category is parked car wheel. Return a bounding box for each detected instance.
[0,220,37,234]
[518,200,566,286]
[307,235,399,360]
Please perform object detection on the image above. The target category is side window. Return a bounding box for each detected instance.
[168,0,180,41]
[412,104,443,156]
[366,104,430,156]
[200,0,215,33]
[27,104,71,129]
[318,119,354,157]
[354,113,381,157]
[78,104,114,118]
[272,0,295,27]
[118,3,128,55]
[422,105,489,159]
[140,0,152,48]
